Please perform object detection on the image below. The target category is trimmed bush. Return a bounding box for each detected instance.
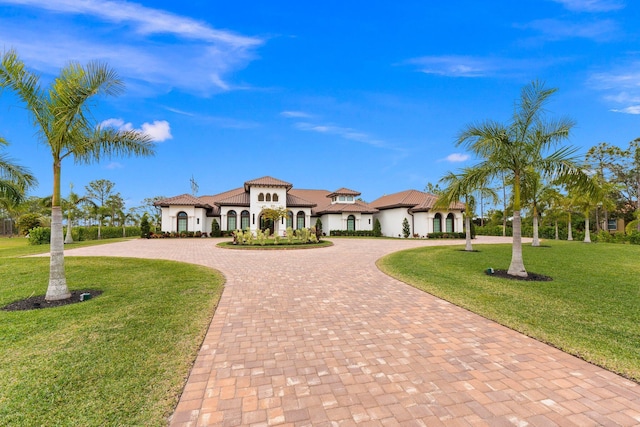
[28,227,51,245]
[427,232,466,239]
[373,218,382,237]
[330,230,376,237]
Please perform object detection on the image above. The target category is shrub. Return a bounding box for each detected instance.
[373,218,382,237]
[629,231,640,245]
[140,214,151,238]
[17,213,42,235]
[315,218,323,240]
[28,226,51,245]
[329,230,376,237]
[625,220,640,235]
[402,218,410,238]
[211,219,221,237]
[427,232,466,239]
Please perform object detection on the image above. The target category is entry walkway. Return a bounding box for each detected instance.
[64,237,640,426]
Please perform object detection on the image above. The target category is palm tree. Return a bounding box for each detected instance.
[438,168,497,251]
[0,137,36,205]
[456,81,589,277]
[63,184,95,244]
[0,49,155,301]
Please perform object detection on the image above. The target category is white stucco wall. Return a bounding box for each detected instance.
[160,205,207,233]
[373,208,411,237]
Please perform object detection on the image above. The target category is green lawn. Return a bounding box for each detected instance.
[378,241,640,382]
[0,238,224,426]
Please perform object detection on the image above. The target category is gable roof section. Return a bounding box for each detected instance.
[215,192,250,207]
[315,200,378,214]
[244,176,293,191]
[369,189,464,212]
[155,194,212,209]
[327,187,361,198]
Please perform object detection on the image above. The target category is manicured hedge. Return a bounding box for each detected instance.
[330,230,376,237]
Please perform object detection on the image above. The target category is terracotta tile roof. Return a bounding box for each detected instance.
[215,192,250,206]
[154,194,212,208]
[327,187,361,197]
[286,193,317,207]
[244,176,293,191]
[369,190,465,212]
[315,200,378,214]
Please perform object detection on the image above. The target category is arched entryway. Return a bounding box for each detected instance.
[259,213,275,234]
[347,215,355,231]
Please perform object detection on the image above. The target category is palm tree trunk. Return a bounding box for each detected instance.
[64,216,74,244]
[464,213,473,251]
[584,212,591,243]
[508,210,527,277]
[567,214,573,241]
[554,220,559,240]
[531,206,540,247]
[46,206,70,300]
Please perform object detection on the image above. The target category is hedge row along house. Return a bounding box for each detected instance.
[155,176,465,237]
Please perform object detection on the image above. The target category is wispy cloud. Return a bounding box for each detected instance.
[404,55,548,78]
[610,106,640,114]
[588,60,640,113]
[442,153,470,163]
[0,0,264,95]
[550,0,625,12]
[294,122,387,148]
[517,18,618,42]
[280,111,313,118]
[100,118,173,141]
[105,162,124,169]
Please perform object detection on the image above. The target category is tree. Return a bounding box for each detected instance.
[62,184,95,244]
[0,49,155,301]
[0,138,36,205]
[373,218,382,237]
[456,81,588,277]
[85,179,116,239]
[140,213,151,238]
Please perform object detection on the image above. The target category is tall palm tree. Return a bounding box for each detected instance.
[456,81,589,277]
[63,184,95,244]
[0,49,155,301]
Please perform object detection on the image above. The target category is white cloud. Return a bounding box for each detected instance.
[141,120,172,142]
[0,0,264,95]
[100,118,172,142]
[610,106,640,114]
[444,153,470,163]
[551,0,625,12]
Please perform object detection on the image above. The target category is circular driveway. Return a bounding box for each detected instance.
[64,237,640,426]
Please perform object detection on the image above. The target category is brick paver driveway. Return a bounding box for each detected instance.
[64,237,640,426]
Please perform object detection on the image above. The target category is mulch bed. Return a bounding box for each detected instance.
[2,290,103,312]
[487,269,552,282]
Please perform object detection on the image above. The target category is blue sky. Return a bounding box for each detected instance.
[1,0,639,208]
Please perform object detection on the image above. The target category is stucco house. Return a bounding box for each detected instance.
[369,190,465,238]
[155,176,464,237]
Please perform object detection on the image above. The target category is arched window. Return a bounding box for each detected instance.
[177,211,188,233]
[272,193,279,202]
[347,215,355,231]
[241,210,250,230]
[433,213,442,233]
[446,213,455,233]
[296,211,305,229]
[286,211,293,228]
[258,193,264,201]
[227,210,237,230]
[266,193,271,202]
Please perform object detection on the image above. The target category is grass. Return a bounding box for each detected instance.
[0,236,135,258]
[0,238,224,426]
[377,240,640,382]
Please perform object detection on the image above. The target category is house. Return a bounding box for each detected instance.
[369,189,465,237]
[155,176,464,237]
